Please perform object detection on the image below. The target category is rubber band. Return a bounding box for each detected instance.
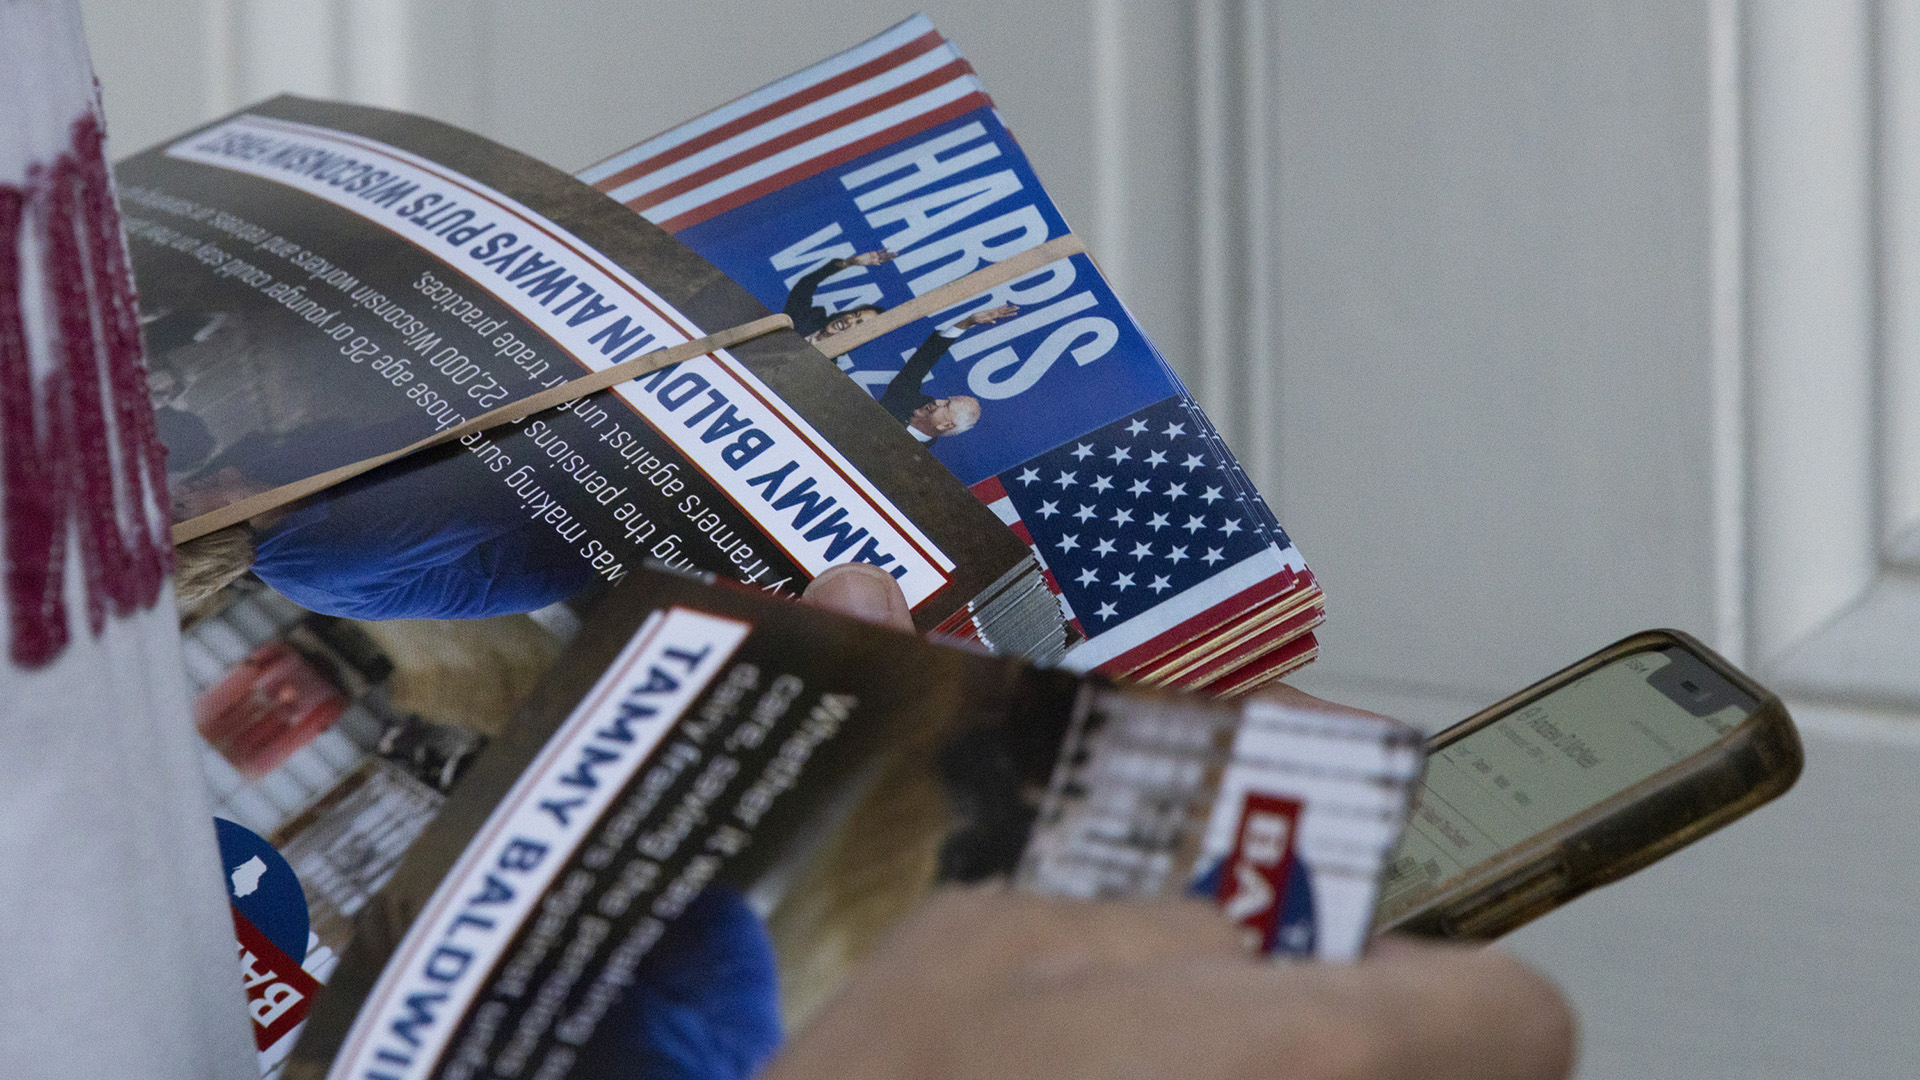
[170,232,1088,546]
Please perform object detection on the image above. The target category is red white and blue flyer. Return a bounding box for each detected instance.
[579,15,1323,694]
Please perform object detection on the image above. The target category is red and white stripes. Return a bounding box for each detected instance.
[580,16,989,233]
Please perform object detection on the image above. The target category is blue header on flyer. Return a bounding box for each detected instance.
[678,110,1180,486]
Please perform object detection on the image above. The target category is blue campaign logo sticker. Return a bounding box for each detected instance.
[1190,792,1318,957]
[1191,854,1318,958]
[214,817,310,962]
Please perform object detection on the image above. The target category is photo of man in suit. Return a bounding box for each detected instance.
[783,249,1018,444]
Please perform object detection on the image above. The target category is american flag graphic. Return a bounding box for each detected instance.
[579,16,987,233]
[972,397,1314,678]
[585,16,1325,691]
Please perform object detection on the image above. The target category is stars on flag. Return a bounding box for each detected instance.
[992,398,1279,628]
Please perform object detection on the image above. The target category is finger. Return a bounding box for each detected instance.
[895,890,1247,981]
[1367,942,1577,1080]
[801,563,914,631]
[1256,941,1578,1080]
[978,944,1574,1080]
[764,892,1244,1080]
[1256,681,1404,725]
[1361,933,1438,960]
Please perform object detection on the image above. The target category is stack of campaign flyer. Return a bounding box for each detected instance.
[271,563,1418,1080]
[121,95,1067,662]
[579,14,1325,695]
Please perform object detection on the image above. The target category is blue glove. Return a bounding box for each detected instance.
[586,886,784,1080]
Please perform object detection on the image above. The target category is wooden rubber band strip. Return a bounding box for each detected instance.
[170,232,1088,546]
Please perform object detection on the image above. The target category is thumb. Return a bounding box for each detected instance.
[801,563,914,632]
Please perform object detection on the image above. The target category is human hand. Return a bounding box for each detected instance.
[762,887,1575,1080]
[795,566,1577,1080]
[956,302,1020,330]
[847,249,898,266]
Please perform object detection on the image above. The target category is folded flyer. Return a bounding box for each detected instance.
[181,581,561,1074]
[274,564,1418,1080]
[579,15,1324,694]
[117,95,1059,654]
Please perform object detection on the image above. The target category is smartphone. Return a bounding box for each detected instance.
[1372,629,1801,940]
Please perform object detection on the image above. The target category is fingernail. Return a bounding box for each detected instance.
[802,563,913,630]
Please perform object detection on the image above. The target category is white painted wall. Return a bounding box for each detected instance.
[76,1,1920,1076]
[1267,2,1723,702]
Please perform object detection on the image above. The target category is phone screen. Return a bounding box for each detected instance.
[1374,647,1755,925]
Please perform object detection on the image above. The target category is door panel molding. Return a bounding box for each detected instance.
[1744,0,1920,708]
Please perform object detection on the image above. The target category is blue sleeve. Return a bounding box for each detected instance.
[249,463,598,621]
[589,887,784,1080]
[360,554,592,620]
[253,530,594,620]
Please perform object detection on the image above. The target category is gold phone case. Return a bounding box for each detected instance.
[1376,629,1802,940]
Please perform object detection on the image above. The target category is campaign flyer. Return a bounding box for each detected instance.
[282,565,1417,1080]
[579,15,1324,692]
[115,96,1054,648]
[179,582,564,1074]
